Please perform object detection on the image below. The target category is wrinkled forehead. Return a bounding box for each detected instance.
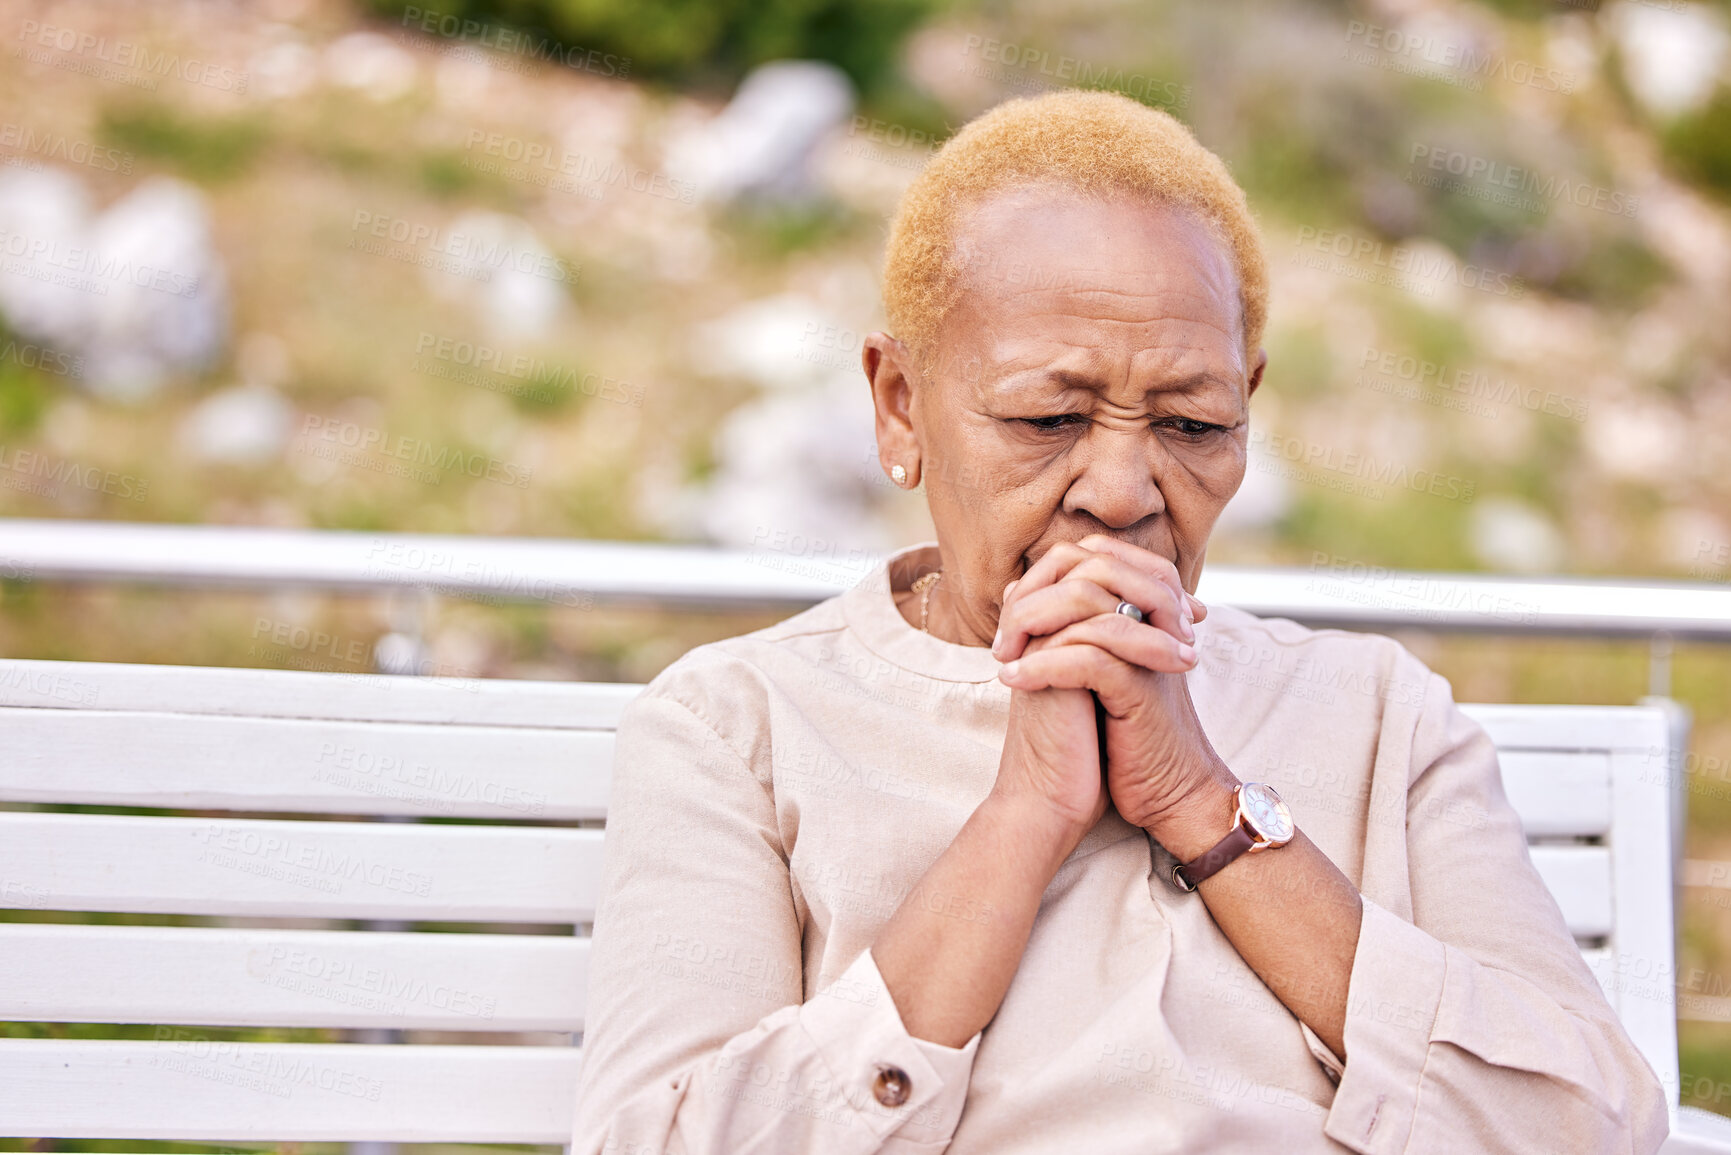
[939,185,1249,372]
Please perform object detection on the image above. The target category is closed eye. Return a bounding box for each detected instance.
[1018,414,1085,430]
[1166,418,1228,437]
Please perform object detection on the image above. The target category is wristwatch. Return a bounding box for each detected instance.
[1171,782,1295,892]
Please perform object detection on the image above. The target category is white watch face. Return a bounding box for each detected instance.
[1240,783,1294,842]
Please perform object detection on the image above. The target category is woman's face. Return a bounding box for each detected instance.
[866,186,1265,646]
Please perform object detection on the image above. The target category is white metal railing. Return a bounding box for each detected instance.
[2,518,1730,638]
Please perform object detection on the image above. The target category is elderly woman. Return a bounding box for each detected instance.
[570,90,1668,1154]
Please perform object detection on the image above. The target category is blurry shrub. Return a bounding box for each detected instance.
[1544,231,1670,309]
[420,149,490,197]
[372,0,948,96]
[0,1018,340,1045]
[1282,488,1476,572]
[1664,87,1731,202]
[1264,328,1332,401]
[0,363,50,435]
[512,363,587,412]
[1226,82,1393,226]
[1682,1025,1731,1113]
[1231,128,1361,224]
[98,104,268,183]
[721,199,857,259]
[1477,0,1595,18]
[1379,133,1670,311]
[0,324,55,435]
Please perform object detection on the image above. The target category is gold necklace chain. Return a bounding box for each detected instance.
[911,570,943,634]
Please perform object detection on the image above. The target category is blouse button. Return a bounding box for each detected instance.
[873,1064,912,1107]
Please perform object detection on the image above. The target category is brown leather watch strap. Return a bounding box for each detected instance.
[1172,824,1256,892]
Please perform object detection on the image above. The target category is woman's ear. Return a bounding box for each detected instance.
[864,332,921,488]
[1247,348,1268,399]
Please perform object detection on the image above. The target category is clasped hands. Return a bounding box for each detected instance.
[989,534,1237,844]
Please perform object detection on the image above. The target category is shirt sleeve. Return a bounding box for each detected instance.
[1299,1020,1344,1085]
[569,675,980,1155]
[1320,669,1670,1155]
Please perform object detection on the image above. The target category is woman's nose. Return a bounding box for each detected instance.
[1062,430,1165,530]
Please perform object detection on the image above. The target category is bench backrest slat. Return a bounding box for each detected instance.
[0,707,614,819]
[1528,846,1614,939]
[0,658,638,728]
[0,812,606,923]
[0,1038,581,1143]
[0,923,589,1032]
[1497,750,1611,838]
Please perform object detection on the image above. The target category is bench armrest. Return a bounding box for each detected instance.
[1666,1106,1731,1154]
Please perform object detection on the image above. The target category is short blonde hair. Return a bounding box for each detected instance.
[882,89,1268,369]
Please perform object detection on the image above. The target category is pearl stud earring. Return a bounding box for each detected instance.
[891,464,908,486]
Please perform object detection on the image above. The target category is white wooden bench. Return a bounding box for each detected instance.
[0,656,1726,1152]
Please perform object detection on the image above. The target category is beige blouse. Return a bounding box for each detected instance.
[570,543,1669,1154]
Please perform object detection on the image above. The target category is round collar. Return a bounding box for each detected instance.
[840,542,1005,684]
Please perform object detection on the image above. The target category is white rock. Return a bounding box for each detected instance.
[690,294,888,561]
[699,385,888,569]
[178,384,294,464]
[1470,497,1564,573]
[373,631,428,676]
[691,293,857,392]
[250,38,319,100]
[0,168,93,351]
[82,178,230,399]
[1396,237,1464,311]
[1582,397,1687,483]
[422,211,566,340]
[1609,1,1729,119]
[325,31,418,102]
[0,170,229,400]
[666,60,855,205]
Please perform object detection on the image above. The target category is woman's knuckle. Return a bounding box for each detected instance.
[1053,541,1088,564]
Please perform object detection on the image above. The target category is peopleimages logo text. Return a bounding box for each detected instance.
[1408,144,1638,218]
[18,21,249,92]
[399,6,629,77]
[1293,226,1525,298]
[349,211,576,284]
[1342,21,1575,93]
